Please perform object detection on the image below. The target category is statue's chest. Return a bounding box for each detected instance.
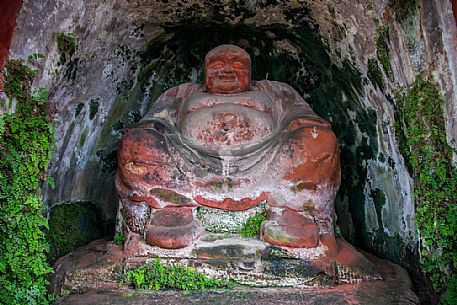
[178,93,275,149]
[180,104,274,148]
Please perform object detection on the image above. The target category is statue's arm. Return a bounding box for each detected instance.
[140,83,201,126]
[255,80,332,130]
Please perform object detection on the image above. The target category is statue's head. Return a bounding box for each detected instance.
[205,44,251,94]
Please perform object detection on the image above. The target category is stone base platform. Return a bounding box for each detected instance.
[51,234,381,296]
[51,236,419,305]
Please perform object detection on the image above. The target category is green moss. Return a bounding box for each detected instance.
[0,60,54,304]
[394,73,457,294]
[371,188,386,228]
[150,188,191,205]
[47,202,103,262]
[53,32,76,65]
[75,102,84,117]
[95,148,118,173]
[388,0,420,22]
[226,177,234,190]
[79,128,88,147]
[205,180,223,190]
[367,58,385,90]
[440,274,457,305]
[112,119,124,132]
[122,259,228,290]
[113,233,126,246]
[375,26,393,79]
[204,178,235,191]
[240,211,267,238]
[89,99,99,120]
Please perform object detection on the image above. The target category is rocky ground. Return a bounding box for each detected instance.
[53,238,419,305]
[55,260,418,305]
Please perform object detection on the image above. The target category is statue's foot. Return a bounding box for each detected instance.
[145,207,202,249]
[261,208,319,248]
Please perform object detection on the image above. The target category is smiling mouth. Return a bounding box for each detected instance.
[217,73,237,80]
[217,76,238,83]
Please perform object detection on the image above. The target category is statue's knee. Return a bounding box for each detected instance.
[290,127,338,155]
[118,128,173,184]
[118,128,169,164]
[282,127,340,185]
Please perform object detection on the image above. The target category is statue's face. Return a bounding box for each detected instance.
[205,46,251,94]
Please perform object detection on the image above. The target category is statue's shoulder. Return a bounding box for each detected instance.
[160,83,203,100]
[253,80,331,129]
[253,80,300,95]
[140,83,202,125]
[252,79,307,107]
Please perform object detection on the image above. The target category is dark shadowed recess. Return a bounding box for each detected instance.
[47,202,108,262]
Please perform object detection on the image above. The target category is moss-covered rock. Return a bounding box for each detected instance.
[394,73,457,296]
[53,32,76,65]
[47,202,105,262]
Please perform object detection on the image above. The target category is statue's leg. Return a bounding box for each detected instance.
[261,123,340,251]
[116,127,202,249]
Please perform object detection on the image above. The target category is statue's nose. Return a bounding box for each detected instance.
[221,64,234,73]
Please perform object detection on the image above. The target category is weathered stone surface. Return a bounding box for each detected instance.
[56,283,419,305]
[261,208,320,248]
[50,237,125,296]
[421,0,457,161]
[9,0,456,269]
[51,236,383,295]
[145,207,203,249]
[197,203,266,233]
[51,238,418,305]
[194,237,267,259]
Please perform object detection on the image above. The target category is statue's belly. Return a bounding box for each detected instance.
[179,103,274,149]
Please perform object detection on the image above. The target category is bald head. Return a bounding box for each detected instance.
[205,44,251,63]
[205,44,251,94]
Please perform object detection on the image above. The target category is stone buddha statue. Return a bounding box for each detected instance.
[116,44,341,252]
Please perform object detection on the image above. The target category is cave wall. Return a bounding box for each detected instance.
[422,0,457,162]
[7,0,457,269]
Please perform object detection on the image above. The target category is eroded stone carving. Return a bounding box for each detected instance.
[116,44,340,252]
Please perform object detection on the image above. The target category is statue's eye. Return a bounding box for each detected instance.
[231,61,244,69]
[210,62,224,69]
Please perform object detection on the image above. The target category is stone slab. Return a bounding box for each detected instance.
[50,235,382,296]
[55,249,419,305]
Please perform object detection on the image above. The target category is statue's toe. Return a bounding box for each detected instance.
[145,207,202,249]
[261,210,319,248]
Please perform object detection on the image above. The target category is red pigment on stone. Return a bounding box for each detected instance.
[0,0,22,90]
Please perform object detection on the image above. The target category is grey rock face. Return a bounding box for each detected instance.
[9,0,457,268]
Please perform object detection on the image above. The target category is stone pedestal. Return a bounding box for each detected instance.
[53,244,420,305]
[124,233,381,286]
[106,198,383,290]
[50,233,381,296]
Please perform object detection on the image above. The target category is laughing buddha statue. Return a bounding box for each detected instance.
[116,44,341,252]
